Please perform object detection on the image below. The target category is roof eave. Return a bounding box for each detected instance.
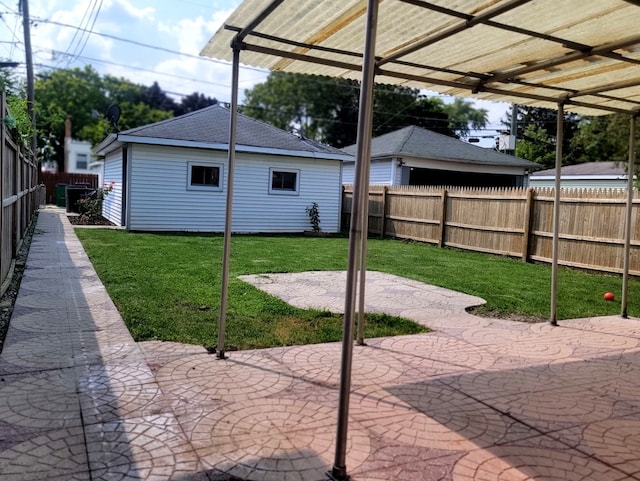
[112,135,354,161]
[93,133,120,157]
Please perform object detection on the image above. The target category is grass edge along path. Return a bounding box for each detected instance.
[75,230,636,350]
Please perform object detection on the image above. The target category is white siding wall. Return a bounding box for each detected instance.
[127,144,342,233]
[342,159,393,185]
[65,139,94,174]
[342,161,354,184]
[102,151,123,226]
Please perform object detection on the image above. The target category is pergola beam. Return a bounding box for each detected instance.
[225,38,640,114]
[479,34,640,87]
[377,0,531,67]
[397,0,590,52]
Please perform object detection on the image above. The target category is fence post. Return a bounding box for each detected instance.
[0,92,4,282]
[439,188,448,247]
[522,187,534,262]
[342,186,350,232]
[380,186,387,238]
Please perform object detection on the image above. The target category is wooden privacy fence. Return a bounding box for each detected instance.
[39,172,98,205]
[342,185,640,276]
[1,92,42,295]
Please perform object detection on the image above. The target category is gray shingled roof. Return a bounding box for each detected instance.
[532,161,626,176]
[99,104,347,156]
[342,125,537,168]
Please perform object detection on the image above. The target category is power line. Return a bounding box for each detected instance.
[62,0,94,67]
[30,16,269,74]
[0,8,22,58]
[34,62,218,100]
[65,0,103,67]
[34,48,250,93]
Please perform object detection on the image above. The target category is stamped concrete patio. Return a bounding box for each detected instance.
[0,208,639,480]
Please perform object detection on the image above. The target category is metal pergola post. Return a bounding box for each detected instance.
[356,100,375,346]
[330,1,379,479]
[216,47,240,360]
[217,0,285,359]
[622,114,636,318]
[550,103,564,326]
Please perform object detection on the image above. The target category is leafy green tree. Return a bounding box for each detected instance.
[175,92,218,116]
[143,81,177,112]
[35,66,105,141]
[0,67,20,94]
[442,98,488,137]
[6,95,34,147]
[242,72,456,148]
[34,66,172,168]
[516,124,556,168]
[570,114,635,164]
[504,106,582,164]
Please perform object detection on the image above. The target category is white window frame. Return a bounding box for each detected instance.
[187,162,223,191]
[269,168,300,196]
[76,153,88,170]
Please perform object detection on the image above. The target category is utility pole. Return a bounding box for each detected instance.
[510,103,518,155]
[20,0,37,158]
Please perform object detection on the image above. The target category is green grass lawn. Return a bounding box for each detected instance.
[75,230,638,349]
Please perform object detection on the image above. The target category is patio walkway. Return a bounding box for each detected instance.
[0,208,639,480]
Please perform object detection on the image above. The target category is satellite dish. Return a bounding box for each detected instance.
[105,104,121,131]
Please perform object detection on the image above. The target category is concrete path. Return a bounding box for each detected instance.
[0,208,639,480]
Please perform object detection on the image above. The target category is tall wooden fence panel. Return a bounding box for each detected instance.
[529,188,639,274]
[1,92,41,295]
[343,185,640,276]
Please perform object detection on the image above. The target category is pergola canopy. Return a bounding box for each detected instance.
[202,3,640,479]
[201,0,640,116]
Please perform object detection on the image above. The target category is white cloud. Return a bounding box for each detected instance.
[112,0,155,21]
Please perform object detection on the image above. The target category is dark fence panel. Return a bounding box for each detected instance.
[38,172,98,205]
[1,92,40,295]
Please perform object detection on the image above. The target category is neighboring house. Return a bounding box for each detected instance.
[93,105,351,232]
[342,125,537,187]
[529,161,630,189]
[65,138,93,173]
[66,138,104,185]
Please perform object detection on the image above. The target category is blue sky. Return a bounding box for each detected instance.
[0,0,267,101]
[0,0,509,146]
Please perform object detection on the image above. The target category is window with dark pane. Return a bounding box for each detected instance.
[191,165,220,187]
[271,170,297,191]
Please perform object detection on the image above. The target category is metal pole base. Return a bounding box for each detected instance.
[327,467,349,481]
[356,339,367,346]
[216,351,226,360]
[549,320,558,327]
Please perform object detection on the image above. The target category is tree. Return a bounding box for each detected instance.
[6,95,34,148]
[442,98,488,137]
[1,70,33,147]
[175,92,218,116]
[0,67,20,94]
[570,114,634,164]
[242,71,457,148]
[34,66,173,168]
[503,106,582,164]
[142,81,177,112]
[515,124,556,168]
